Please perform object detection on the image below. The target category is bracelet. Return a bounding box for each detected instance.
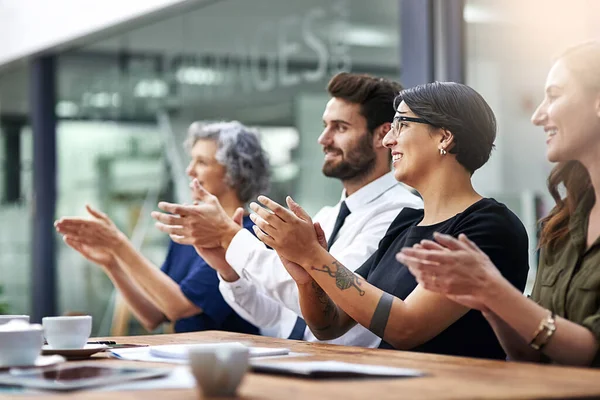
[529,310,556,351]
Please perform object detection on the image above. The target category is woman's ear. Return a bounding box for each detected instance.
[373,122,392,149]
[439,129,456,152]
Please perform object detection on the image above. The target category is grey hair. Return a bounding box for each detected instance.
[185,121,271,203]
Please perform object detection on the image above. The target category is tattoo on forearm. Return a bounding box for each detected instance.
[310,281,339,332]
[312,281,335,318]
[369,292,394,338]
[311,260,365,296]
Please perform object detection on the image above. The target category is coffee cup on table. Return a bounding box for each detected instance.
[189,342,250,397]
[0,320,44,367]
[0,315,30,325]
[42,316,92,349]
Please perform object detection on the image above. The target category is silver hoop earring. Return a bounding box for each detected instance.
[439,148,447,156]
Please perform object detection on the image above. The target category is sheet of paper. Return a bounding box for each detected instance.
[149,343,289,359]
[250,360,424,377]
[110,347,187,364]
[110,345,299,364]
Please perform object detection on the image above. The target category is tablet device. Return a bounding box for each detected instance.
[0,364,171,391]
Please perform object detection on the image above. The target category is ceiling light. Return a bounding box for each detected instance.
[81,92,119,108]
[176,67,223,85]
[463,4,503,24]
[331,26,397,48]
[134,79,169,98]
[56,101,79,118]
[111,93,122,107]
[89,92,112,108]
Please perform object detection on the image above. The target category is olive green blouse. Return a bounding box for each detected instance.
[531,190,600,366]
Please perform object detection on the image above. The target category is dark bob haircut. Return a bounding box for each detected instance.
[394,81,496,174]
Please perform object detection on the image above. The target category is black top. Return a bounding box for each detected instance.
[356,198,529,359]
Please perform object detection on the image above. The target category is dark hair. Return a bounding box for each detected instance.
[539,42,599,250]
[394,81,496,174]
[327,72,403,133]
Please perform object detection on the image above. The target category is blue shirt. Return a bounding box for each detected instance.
[160,216,259,334]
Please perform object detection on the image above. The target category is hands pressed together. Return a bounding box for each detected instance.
[248,195,324,269]
[54,204,126,269]
[151,179,242,249]
[149,180,328,285]
[396,232,503,311]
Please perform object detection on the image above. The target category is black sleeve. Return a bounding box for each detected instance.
[453,204,530,292]
[355,250,379,279]
[356,207,423,279]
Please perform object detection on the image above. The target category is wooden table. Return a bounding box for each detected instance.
[9,331,600,399]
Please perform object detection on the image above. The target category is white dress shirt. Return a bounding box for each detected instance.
[219,172,423,346]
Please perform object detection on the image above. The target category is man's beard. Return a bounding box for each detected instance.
[322,132,377,181]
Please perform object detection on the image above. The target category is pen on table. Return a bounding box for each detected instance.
[87,340,116,345]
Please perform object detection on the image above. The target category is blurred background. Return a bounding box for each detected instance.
[0,0,599,336]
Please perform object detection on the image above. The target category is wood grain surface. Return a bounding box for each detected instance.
[7,331,600,400]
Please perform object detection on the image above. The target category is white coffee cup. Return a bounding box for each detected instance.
[0,320,44,367]
[42,316,92,349]
[189,342,250,397]
[0,315,30,325]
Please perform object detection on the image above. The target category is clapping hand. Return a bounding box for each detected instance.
[397,233,501,311]
[151,179,241,249]
[279,222,328,284]
[249,195,322,268]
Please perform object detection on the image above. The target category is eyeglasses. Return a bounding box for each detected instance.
[391,116,431,133]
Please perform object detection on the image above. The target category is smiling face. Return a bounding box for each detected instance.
[532,59,600,164]
[318,97,377,181]
[185,139,231,201]
[382,101,447,188]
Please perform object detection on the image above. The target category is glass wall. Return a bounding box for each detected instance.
[0,66,32,316]
[9,0,402,335]
[464,0,600,291]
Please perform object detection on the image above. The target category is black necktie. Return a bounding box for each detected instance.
[327,201,351,250]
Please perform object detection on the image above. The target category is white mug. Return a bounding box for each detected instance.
[42,315,92,349]
[189,342,250,397]
[0,321,44,367]
[0,315,30,325]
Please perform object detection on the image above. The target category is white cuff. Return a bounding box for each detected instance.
[225,229,265,276]
[217,272,253,295]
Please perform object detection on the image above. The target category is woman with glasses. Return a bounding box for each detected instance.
[246,82,529,359]
[398,42,600,367]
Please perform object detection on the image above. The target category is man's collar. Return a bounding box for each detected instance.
[341,172,398,212]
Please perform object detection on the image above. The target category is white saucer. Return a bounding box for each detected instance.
[0,354,65,370]
[41,344,108,359]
